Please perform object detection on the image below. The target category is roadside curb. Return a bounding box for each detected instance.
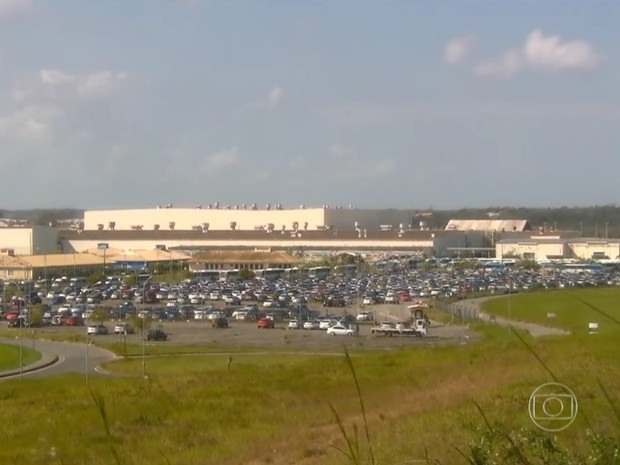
[0,353,60,379]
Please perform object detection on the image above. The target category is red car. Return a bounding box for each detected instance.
[257,318,275,329]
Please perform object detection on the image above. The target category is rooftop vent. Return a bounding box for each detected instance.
[108,221,116,231]
[169,222,175,231]
[97,224,104,231]
[154,224,160,231]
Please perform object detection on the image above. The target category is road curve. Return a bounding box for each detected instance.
[450,296,569,337]
[0,338,116,381]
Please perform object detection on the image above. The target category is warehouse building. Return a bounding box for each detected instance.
[0,226,58,255]
[445,219,531,232]
[189,250,301,272]
[496,237,620,262]
[83,206,416,232]
[60,229,483,257]
[0,247,191,281]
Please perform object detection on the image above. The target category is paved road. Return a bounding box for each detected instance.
[450,296,569,337]
[0,338,116,381]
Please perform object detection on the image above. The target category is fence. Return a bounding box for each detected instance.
[435,298,481,322]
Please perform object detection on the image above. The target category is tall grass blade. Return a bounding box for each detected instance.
[89,389,123,465]
[596,378,620,425]
[510,326,598,434]
[509,327,558,381]
[576,298,620,326]
[343,346,376,465]
[452,446,477,465]
[329,402,358,464]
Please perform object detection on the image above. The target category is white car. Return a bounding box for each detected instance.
[87,324,108,335]
[288,320,299,330]
[319,319,334,330]
[362,297,374,305]
[303,320,320,330]
[326,324,354,336]
[114,323,134,334]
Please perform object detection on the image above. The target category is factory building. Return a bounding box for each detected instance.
[83,206,416,232]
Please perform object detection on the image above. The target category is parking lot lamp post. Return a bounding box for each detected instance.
[142,316,146,378]
[19,315,23,380]
[85,334,89,385]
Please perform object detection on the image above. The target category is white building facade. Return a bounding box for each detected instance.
[496,237,620,261]
[0,226,58,255]
[83,207,415,232]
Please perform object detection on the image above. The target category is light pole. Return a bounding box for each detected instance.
[141,275,154,379]
[19,314,23,380]
[85,334,90,385]
[98,243,109,277]
[142,315,146,378]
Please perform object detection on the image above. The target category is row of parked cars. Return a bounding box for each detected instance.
[4,262,620,331]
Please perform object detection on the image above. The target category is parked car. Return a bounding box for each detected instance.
[87,324,108,335]
[212,317,229,328]
[257,317,275,329]
[146,329,168,341]
[326,324,355,336]
[114,323,134,334]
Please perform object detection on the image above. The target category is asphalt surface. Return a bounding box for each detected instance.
[0,337,116,381]
[0,302,475,381]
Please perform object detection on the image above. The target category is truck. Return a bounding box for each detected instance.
[371,319,428,337]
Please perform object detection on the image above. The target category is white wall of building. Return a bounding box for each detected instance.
[495,239,620,261]
[569,241,620,260]
[84,208,328,231]
[0,227,58,255]
[62,238,437,253]
[323,209,413,231]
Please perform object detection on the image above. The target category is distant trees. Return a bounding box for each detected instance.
[87,272,106,286]
[128,315,152,336]
[238,268,256,280]
[29,304,44,327]
[91,308,111,324]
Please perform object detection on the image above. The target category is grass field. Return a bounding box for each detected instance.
[482,287,620,334]
[1,289,620,465]
[0,343,41,371]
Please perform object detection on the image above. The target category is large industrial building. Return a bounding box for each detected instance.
[496,237,620,262]
[0,226,58,255]
[83,206,417,233]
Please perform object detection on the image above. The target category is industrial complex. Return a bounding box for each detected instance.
[0,205,616,280]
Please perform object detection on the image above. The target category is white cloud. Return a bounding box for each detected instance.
[329,143,357,160]
[202,147,240,173]
[76,71,128,97]
[0,105,63,156]
[444,34,475,65]
[267,86,283,108]
[40,69,76,86]
[474,29,603,78]
[0,0,32,23]
[247,86,284,110]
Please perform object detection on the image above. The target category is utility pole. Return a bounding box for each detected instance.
[19,316,23,380]
[85,335,89,385]
[605,222,609,239]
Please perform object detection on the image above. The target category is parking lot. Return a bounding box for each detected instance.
[5,260,617,351]
[25,303,472,350]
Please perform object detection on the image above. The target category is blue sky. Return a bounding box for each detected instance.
[0,0,618,209]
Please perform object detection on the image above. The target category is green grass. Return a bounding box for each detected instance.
[1,289,620,464]
[0,343,41,371]
[482,287,620,334]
